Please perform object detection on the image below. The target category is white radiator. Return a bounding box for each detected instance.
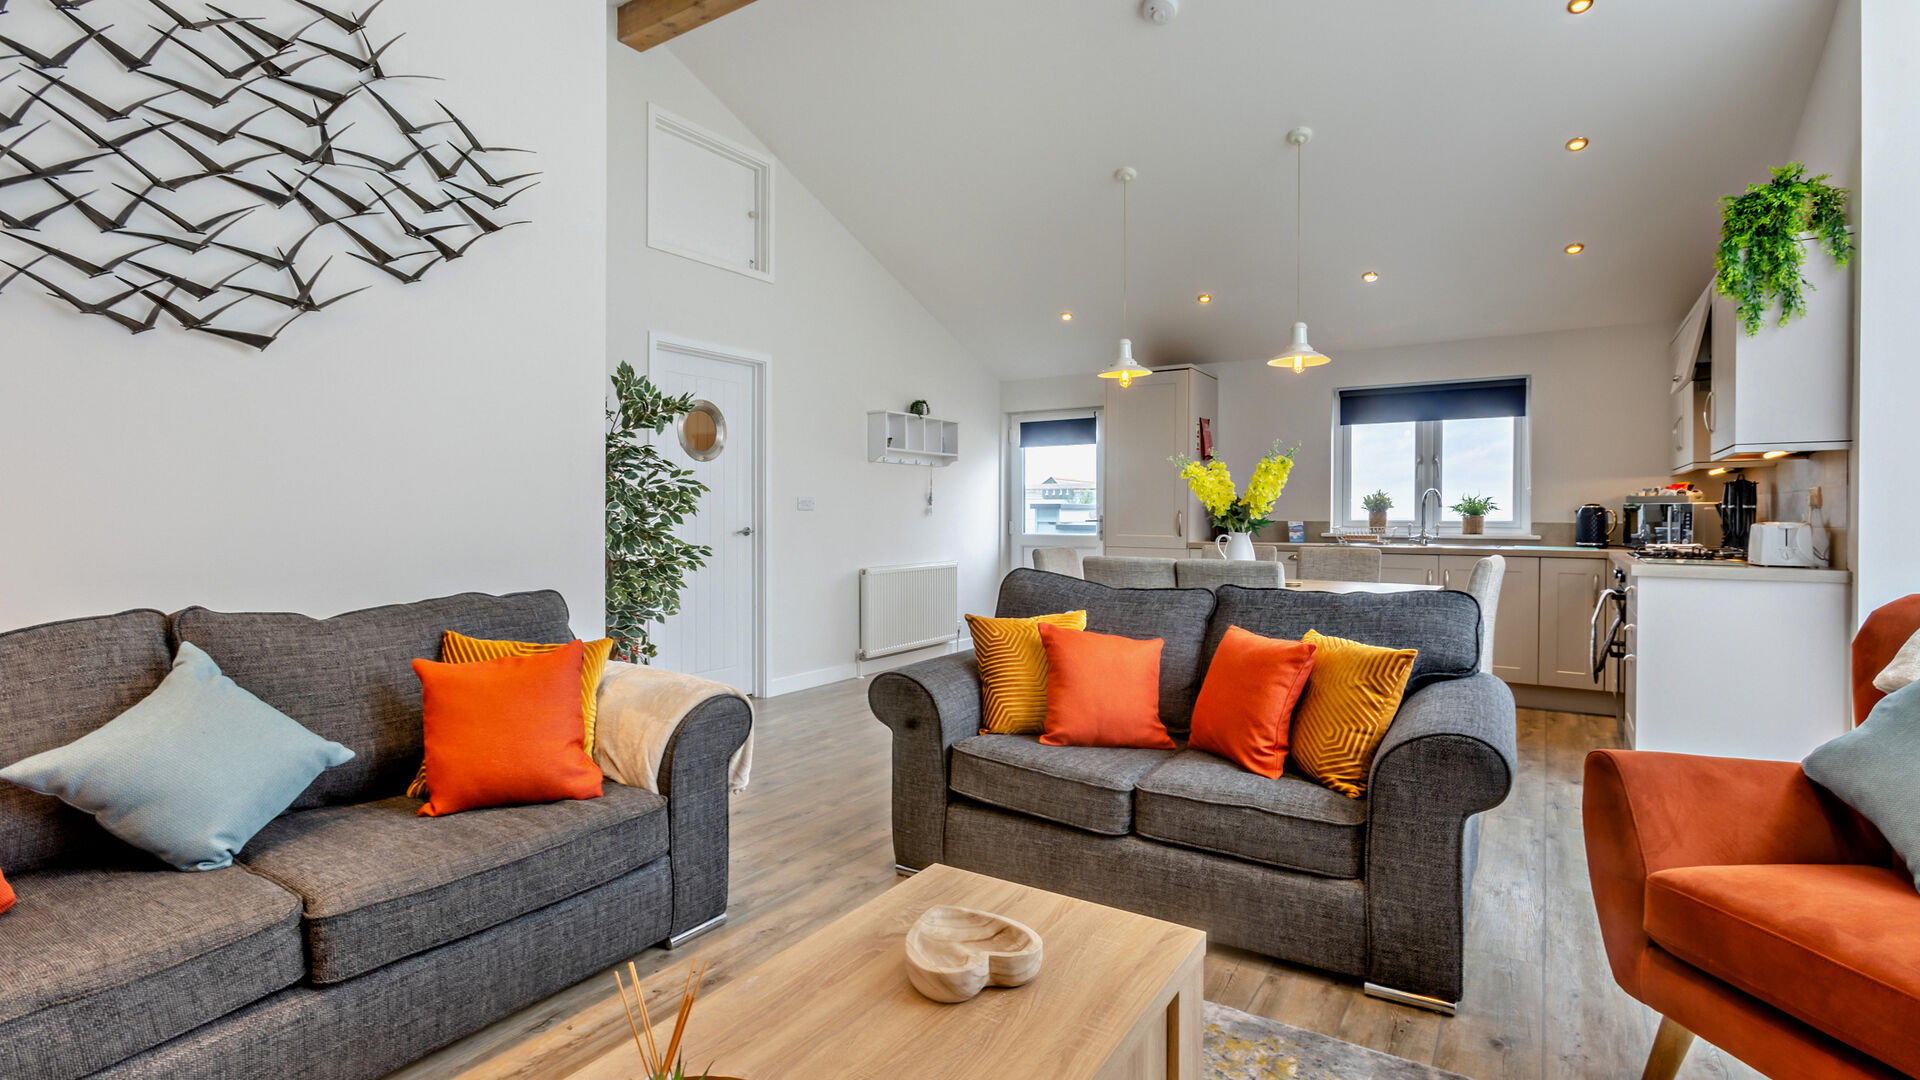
[860,562,960,660]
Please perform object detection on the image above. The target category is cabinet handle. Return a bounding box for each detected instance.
[1703,391,1716,433]
[1175,510,1184,536]
[1426,569,1434,585]
[1443,568,1452,588]
[1592,574,1600,601]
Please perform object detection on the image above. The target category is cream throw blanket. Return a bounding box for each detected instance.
[1875,627,1920,694]
[593,661,754,794]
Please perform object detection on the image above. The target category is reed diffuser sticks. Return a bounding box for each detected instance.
[613,960,711,1080]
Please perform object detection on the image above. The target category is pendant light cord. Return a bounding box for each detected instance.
[1295,138,1303,323]
[1121,177,1130,338]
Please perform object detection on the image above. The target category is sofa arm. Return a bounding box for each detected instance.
[657,694,753,937]
[1581,749,1889,998]
[868,653,982,870]
[1364,673,1518,1003]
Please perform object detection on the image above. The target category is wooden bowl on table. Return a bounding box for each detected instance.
[904,905,1044,1003]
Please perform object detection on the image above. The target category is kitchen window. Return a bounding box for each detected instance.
[1333,377,1532,536]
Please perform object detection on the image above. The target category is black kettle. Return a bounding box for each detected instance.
[1575,504,1616,547]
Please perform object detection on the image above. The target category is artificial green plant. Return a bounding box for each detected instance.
[606,362,712,664]
[1715,162,1853,336]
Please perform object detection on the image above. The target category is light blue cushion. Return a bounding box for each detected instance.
[0,642,353,871]
[1803,678,1920,891]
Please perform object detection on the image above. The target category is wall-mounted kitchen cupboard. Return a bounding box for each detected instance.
[1703,239,1854,458]
[1102,367,1218,557]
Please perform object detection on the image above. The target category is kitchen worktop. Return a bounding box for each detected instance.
[1611,555,1851,584]
[1190,541,1615,560]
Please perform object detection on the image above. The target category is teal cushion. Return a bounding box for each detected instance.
[1804,679,1920,891]
[0,642,353,871]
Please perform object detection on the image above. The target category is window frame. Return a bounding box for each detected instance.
[1330,379,1533,537]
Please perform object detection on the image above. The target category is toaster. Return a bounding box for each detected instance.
[1748,522,1829,568]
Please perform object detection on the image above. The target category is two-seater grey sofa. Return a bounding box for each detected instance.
[0,591,751,1080]
[870,569,1516,1011]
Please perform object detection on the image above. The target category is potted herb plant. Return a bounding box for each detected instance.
[1451,494,1498,535]
[1171,441,1300,560]
[1715,162,1853,336]
[1362,490,1393,533]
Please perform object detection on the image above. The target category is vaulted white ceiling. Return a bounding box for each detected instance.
[661,0,1837,380]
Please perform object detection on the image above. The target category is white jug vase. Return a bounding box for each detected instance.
[1215,531,1256,562]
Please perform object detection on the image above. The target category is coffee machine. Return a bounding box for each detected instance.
[1717,473,1759,554]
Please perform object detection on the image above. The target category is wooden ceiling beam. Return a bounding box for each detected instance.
[617,0,761,52]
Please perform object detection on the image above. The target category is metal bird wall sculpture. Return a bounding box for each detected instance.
[0,0,539,351]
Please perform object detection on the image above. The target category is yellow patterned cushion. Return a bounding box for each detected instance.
[1289,630,1417,798]
[405,632,614,799]
[966,611,1088,735]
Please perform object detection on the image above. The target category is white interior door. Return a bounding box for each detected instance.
[1009,410,1104,571]
[649,339,761,693]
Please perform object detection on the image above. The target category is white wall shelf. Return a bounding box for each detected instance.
[868,411,959,467]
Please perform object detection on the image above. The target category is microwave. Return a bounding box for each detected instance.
[1623,497,1697,548]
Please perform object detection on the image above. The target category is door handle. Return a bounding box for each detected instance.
[735,526,754,537]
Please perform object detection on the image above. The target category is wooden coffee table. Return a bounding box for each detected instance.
[570,864,1206,1080]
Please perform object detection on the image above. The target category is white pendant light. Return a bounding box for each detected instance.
[1098,166,1152,388]
[1269,127,1332,374]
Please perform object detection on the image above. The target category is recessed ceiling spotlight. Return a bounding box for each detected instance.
[1361,271,1379,283]
[1564,243,1585,255]
[1566,136,1589,152]
[1567,0,1593,13]
[1060,311,1073,322]
[1197,294,1213,305]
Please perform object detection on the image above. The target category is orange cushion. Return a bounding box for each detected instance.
[1037,624,1175,750]
[411,641,603,817]
[1189,626,1317,778]
[0,866,13,916]
[965,610,1089,735]
[1854,595,1920,725]
[1644,862,1920,1077]
[1289,630,1417,797]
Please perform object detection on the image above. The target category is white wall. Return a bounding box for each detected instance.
[1855,0,1920,619]
[0,0,608,636]
[1003,323,1674,531]
[607,37,1003,695]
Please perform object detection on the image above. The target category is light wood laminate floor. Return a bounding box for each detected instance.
[386,679,1764,1080]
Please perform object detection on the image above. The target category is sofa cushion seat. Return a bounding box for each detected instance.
[240,782,667,984]
[949,734,1173,835]
[1644,862,1920,1077]
[1134,749,1369,878]
[0,864,304,1080]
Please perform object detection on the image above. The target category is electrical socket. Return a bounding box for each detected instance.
[796,497,816,511]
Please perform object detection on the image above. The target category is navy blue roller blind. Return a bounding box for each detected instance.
[1020,417,1097,447]
[1339,378,1528,426]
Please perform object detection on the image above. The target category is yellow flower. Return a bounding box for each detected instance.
[1174,441,1297,523]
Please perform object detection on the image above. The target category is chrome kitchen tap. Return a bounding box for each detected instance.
[1415,487,1444,545]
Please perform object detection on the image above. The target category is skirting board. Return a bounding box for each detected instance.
[1511,683,1622,718]
[764,637,973,699]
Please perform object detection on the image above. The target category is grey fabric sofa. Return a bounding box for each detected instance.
[0,591,751,1080]
[869,569,1516,1010]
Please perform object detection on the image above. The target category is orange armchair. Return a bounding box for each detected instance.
[1583,598,1920,1080]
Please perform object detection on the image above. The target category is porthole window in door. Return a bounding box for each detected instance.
[678,400,727,461]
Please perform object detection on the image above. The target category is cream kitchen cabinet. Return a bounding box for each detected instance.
[1103,366,1218,554]
[1440,555,1539,685]
[1706,237,1853,458]
[1379,553,1439,586]
[1537,557,1613,691]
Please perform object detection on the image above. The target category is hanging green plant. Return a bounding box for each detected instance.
[1714,162,1852,336]
[607,363,712,664]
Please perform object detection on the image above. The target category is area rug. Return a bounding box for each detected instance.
[1204,1002,1469,1080]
